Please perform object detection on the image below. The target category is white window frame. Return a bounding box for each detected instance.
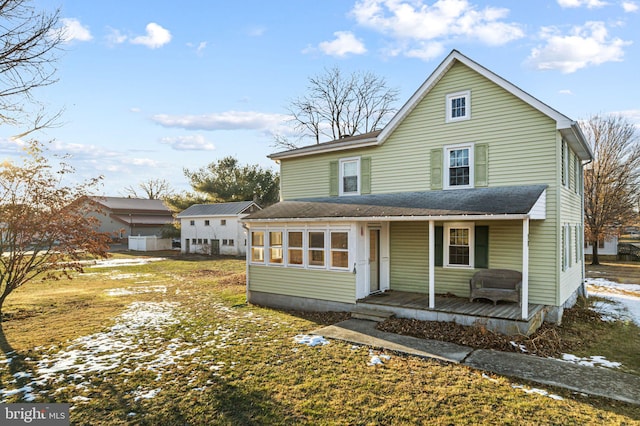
[250,230,265,264]
[444,222,474,269]
[329,230,350,270]
[444,143,474,190]
[268,230,285,265]
[286,229,305,268]
[446,90,471,123]
[339,157,360,196]
[189,220,195,226]
[307,229,327,269]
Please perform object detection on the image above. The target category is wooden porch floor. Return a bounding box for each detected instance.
[359,290,544,322]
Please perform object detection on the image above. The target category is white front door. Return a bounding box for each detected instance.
[368,228,380,293]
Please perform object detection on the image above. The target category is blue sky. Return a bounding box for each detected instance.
[1,0,639,195]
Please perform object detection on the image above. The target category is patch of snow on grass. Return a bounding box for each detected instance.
[105,285,167,296]
[87,258,166,268]
[561,353,621,369]
[367,349,391,366]
[133,387,162,401]
[109,273,154,281]
[586,278,640,327]
[512,384,563,400]
[294,335,330,347]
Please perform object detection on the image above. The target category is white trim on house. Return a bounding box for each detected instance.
[443,222,475,269]
[339,156,361,196]
[445,90,471,123]
[443,142,474,190]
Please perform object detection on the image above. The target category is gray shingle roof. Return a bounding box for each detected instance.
[244,185,547,220]
[177,201,259,217]
[92,196,170,212]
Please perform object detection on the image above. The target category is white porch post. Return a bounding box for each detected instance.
[522,217,529,319]
[429,220,435,309]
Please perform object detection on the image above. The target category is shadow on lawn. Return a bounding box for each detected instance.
[0,321,37,399]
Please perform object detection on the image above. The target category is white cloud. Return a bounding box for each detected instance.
[121,157,161,167]
[317,31,367,57]
[59,18,92,43]
[527,21,631,73]
[106,27,127,46]
[559,89,573,95]
[350,0,524,60]
[130,23,172,49]
[160,135,215,151]
[622,1,639,12]
[557,0,608,8]
[151,111,290,132]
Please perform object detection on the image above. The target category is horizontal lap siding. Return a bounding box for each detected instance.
[389,222,429,293]
[278,62,565,306]
[248,266,356,304]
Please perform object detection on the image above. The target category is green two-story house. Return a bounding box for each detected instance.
[243,50,593,334]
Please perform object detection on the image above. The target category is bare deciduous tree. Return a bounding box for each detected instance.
[124,178,174,200]
[275,67,399,149]
[583,115,640,265]
[0,0,64,135]
[0,141,111,316]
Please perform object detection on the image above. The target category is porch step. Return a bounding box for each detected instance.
[351,308,395,322]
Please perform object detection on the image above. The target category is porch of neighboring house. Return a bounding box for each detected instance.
[355,290,546,336]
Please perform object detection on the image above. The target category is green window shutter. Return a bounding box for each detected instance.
[474,144,488,187]
[431,148,443,190]
[360,157,371,194]
[434,226,443,267]
[329,160,338,196]
[474,225,489,269]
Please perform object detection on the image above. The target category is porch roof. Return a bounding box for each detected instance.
[244,185,547,222]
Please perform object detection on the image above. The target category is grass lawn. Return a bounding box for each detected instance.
[0,253,639,425]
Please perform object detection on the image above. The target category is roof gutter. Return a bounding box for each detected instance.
[268,137,379,160]
[242,213,531,224]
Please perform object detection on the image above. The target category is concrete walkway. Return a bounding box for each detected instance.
[313,319,640,405]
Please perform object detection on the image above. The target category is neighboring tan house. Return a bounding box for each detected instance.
[177,201,261,256]
[242,50,593,335]
[86,196,174,239]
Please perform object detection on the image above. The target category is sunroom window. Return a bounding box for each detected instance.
[287,231,304,266]
[308,231,326,267]
[251,231,264,263]
[269,231,283,264]
[330,231,349,269]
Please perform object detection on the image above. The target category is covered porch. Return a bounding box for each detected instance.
[357,290,546,335]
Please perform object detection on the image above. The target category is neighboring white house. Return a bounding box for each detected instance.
[177,201,261,256]
[584,235,619,256]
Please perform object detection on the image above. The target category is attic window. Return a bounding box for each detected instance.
[446,91,470,123]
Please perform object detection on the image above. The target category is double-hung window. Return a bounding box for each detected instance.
[444,143,474,189]
[330,231,349,269]
[308,231,326,267]
[269,231,283,264]
[251,231,265,263]
[339,157,360,196]
[287,231,304,266]
[446,91,470,123]
[444,223,474,268]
